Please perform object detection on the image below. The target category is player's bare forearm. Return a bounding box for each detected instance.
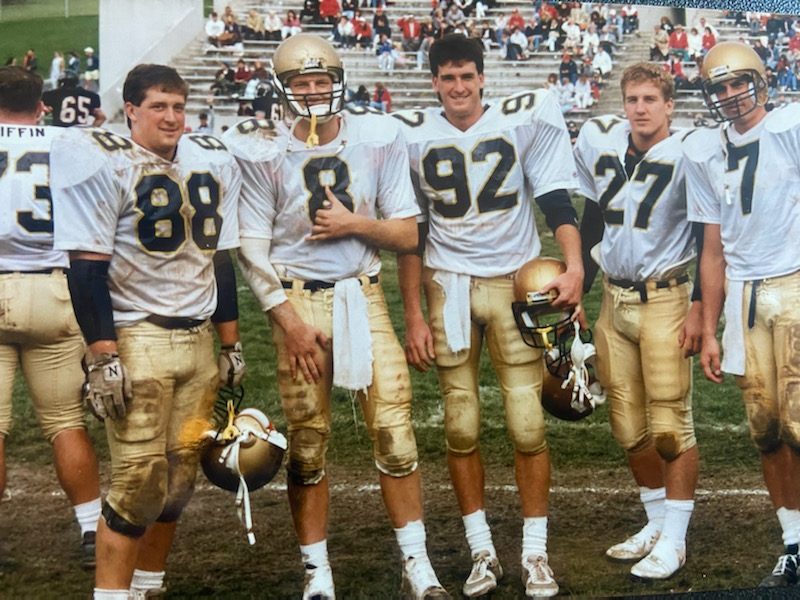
[214,320,240,346]
[397,253,425,324]
[546,223,584,308]
[699,224,725,338]
[88,340,118,355]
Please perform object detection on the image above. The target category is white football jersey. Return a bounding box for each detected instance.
[51,128,241,326]
[684,104,800,281]
[575,116,694,280]
[223,111,419,281]
[0,124,69,271]
[395,89,578,277]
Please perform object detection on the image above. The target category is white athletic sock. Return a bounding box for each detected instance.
[395,519,428,561]
[462,509,497,558]
[130,569,166,592]
[661,499,694,545]
[776,507,800,547]
[74,497,102,536]
[300,539,330,570]
[640,486,666,533]
[521,516,548,558]
[93,590,129,600]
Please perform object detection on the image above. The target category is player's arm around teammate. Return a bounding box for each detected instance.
[51,64,244,600]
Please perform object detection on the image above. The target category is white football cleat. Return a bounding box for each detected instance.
[606,526,660,562]
[521,554,559,598]
[303,564,335,600]
[630,535,686,581]
[400,556,451,600]
[462,550,503,598]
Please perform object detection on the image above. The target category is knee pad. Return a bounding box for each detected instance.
[503,387,546,455]
[107,455,168,527]
[102,502,147,538]
[653,432,695,462]
[749,415,782,454]
[617,432,653,455]
[508,422,547,455]
[444,390,480,455]
[157,450,199,522]
[286,427,328,485]
[373,422,418,477]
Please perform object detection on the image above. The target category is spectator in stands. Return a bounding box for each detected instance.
[334,15,356,48]
[524,15,545,53]
[445,3,465,29]
[341,0,356,19]
[592,44,612,81]
[233,58,252,91]
[556,76,574,113]
[608,9,624,44]
[196,103,215,134]
[373,6,392,40]
[562,17,581,54]
[694,16,718,41]
[573,72,593,108]
[349,84,370,107]
[399,14,423,52]
[544,17,561,53]
[776,55,798,91]
[666,55,688,89]
[282,10,303,39]
[651,25,669,61]
[370,81,391,112]
[475,1,488,20]
[210,61,236,96]
[376,33,395,73]
[505,27,528,60]
[354,15,373,48]
[659,15,674,35]
[583,23,600,57]
[223,5,237,23]
[668,24,689,61]
[22,49,38,73]
[264,11,282,40]
[701,26,716,54]
[567,120,579,144]
[206,12,225,47]
[65,51,80,79]
[752,39,770,63]
[242,9,266,40]
[765,66,779,97]
[417,28,435,70]
[621,4,638,34]
[508,7,525,31]
[320,0,340,25]
[219,14,242,46]
[687,27,703,61]
[559,52,578,84]
[83,47,99,92]
[300,0,321,24]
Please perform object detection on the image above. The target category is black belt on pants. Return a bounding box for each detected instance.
[607,273,690,303]
[281,274,379,293]
[145,315,206,329]
[0,268,55,275]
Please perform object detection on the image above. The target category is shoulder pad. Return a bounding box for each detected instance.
[681,126,719,162]
[50,127,120,188]
[764,103,800,134]
[341,110,403,144]
[222,118,283,162]
[391,109,428,130]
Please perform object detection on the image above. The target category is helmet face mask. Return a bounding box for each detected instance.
[701,41,768,122]
[271,34,346,121]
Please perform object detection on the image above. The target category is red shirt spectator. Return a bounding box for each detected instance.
[398,15,421,40]
[789,35,800,53]
[508,9,525,31]
[353,17,372,38]
[701,27,716,51]
[668,25,688,51]
[320,0,340,20]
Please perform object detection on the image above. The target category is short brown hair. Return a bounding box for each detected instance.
[0,66,42,114]
[123,64,189,107]
[620,62,674,102]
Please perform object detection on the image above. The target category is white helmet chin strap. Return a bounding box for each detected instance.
[561,321,606,412]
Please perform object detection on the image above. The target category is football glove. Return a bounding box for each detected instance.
[82,352,133,421]
[219,342,247,387]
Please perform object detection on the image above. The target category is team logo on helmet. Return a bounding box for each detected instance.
[511,257,573,350]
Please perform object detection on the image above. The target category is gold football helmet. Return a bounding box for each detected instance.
[512,257,572,350]
[271,33,346,120]
[701,41,768,122]
[201,387,287,544]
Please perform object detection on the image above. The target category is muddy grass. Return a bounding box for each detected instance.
[0,461,782,599]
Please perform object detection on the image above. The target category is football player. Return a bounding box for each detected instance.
[576,63,702,580]
[684,41,800,588]
[42,72,106,127]
[50,64,245,599]
[0,66,102,569]
[223,35,449,600]
[395,34,583,598]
